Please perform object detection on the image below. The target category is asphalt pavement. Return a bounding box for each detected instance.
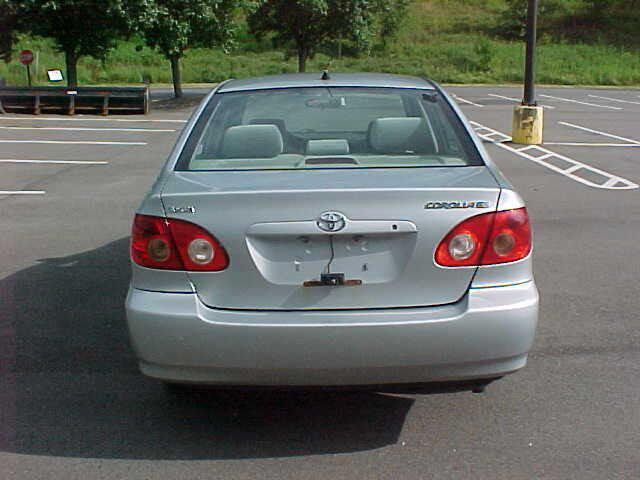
[1,85,639,479]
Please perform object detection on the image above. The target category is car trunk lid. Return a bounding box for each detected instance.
[161,167,500,310]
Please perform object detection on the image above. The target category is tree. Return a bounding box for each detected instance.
[19,0,137,88]
[136,0,238,98]
[374,0,409,51]
[248,0,405,73]
[497,0,570,40]
[0,0,20,64]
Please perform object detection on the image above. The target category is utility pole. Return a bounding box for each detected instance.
[512,0,543,145]
[523,0,538,106]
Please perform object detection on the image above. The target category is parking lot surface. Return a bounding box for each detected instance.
[1,85,639,479]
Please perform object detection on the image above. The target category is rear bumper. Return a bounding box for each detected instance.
[125,282,538,386]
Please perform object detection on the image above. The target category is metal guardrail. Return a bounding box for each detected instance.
[0,86,150,115]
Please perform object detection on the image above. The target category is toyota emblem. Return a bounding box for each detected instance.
[317,211,346,232]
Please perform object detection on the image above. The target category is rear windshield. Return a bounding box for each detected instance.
[176,87,483,171]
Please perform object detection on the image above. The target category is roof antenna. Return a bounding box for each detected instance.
[321,70,330,80]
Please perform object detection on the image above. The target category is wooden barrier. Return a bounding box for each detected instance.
[0,86,150,115]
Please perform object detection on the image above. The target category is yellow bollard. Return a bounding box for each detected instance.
[512,105,544,145]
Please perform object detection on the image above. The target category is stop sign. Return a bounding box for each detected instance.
[19,50,34,65]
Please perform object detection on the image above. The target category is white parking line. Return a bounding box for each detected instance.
[0,116,187,123]
[544,143,640,148]
[539,94,622,110]
[0,190,46,195]
[470,121,638,190]
[454,96,484,107]
[0,159,108,165]
[587,94,640,106]
[559,122,640,145]
[0,126,175,133]
[487,94,556,109]
[0,140,147,145]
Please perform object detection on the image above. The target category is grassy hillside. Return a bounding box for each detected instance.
[2,0,640,87]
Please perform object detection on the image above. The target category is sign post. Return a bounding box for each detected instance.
[512,0,543,145]
[19,50,35,87]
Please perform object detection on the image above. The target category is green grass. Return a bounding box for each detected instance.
[2,0,640,87]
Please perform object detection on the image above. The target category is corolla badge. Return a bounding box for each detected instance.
[425,201,490,210]
[317,211,346,232]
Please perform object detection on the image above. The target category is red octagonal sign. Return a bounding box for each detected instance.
[20,50,34,65]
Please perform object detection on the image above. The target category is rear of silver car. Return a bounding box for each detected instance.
[125,74,538,391]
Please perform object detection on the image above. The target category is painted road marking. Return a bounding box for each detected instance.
[0,190,46,195]
[539,94,622,110]
[0,140,147,145]
[454,96,484,108]
[487,94,556,109]
[544,143,640,148]
[587,94,640,106]
[0,116,187,123]
[559,122,640,145]
[471,121,638,190]
[0,126,176,133]
[0,159,109,165]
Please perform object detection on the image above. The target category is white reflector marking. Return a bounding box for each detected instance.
[587,94,640,106]
[559,122,640,145]
[0,116,187,123]
[539,94,622,110]
[471,121,638,191]
[0,126,175,133]
[487,93,555,109]
[0,140,146,145]
[544,143,640,148]
[0,159,108,165]
[454,96,484,107]
[0,190,46,195]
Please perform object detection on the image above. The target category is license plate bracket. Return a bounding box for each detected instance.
[303,273,362,287]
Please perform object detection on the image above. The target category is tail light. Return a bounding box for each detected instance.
[435,208,532,267]
[131,214,229,271]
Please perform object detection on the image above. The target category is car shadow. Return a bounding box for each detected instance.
[0,238,413,460]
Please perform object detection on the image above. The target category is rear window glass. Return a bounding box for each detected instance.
[177,87,483,171]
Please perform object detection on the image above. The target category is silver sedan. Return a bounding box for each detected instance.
[126,73,538,393]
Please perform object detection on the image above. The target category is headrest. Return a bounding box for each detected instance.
[305,139,350,156]
[221,125,283,158]
[368,117,426,153]
[249,118,287,133]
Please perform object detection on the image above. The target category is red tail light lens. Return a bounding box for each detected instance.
[131,215,183,270]
[435,208,532,267]
[168,217,229,271]
[131,214,229,271]
[481,208,532,265]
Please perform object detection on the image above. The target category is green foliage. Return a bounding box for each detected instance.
[15,0,141,85]
[577,0,640,46]
[496,0,577,40]
[135,0,240,96]
[4,31,640,87]
[247,0,407,72]
[372,0,410,50]
[3,0,640,87]
[19,0,136,60]
[471,38,494,73]
[0,0,20,63]
[136,0,238,59]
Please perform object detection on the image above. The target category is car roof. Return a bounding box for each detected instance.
[218,73,435,93]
